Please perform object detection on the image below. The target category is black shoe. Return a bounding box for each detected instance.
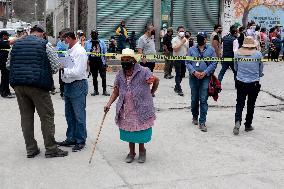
[45,148,68,158]
[2,94,15,98]
[50,90,56,95]
[102,91,110,96]
[91,91,99,96]
[56,140,76,147]
[178,91,184,96]
[174,86,178,93]
[245,126,254,132]
[27,148,40,158]
[168,75,174,79]
[72,143,85,152]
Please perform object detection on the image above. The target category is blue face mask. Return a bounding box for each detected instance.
[63,41,70,49]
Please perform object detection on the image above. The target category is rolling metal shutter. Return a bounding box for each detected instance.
[172,0,220,36]
[96,0,153,41]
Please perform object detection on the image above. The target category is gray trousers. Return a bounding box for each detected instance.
[14,86,57,155]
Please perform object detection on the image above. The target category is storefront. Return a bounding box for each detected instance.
[96,0,154,41]
[163,0,220,35]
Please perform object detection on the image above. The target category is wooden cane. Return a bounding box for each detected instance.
[88,112,107,164]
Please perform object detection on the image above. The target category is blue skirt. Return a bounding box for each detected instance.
[119,128,152,143]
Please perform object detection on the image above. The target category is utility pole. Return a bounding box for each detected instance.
[44,0,46,28]
[4,0,9,27]
[34,0,37,21]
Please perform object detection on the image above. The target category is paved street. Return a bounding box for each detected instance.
[1,62,284,189]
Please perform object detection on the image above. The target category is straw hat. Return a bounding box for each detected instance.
[242,36,257,48]
[116,48,141,62]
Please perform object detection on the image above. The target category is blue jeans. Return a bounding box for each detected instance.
[189,76,210,124]
[218,61,236,82]
[64,80,88,144]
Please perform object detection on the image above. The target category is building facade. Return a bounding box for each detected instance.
[52,0,284,49]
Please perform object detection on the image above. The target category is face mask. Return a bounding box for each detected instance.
[197,36,205,46]
[151,30,155,36]
[218,30,222,34]
[63,41,70,49]
[178,32,185,38]
[121,61,134,70]
[236,33,240,38]
[91,34,98,40]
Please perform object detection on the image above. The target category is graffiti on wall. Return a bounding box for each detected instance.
[233,0,284,26]
[223,0,284,35]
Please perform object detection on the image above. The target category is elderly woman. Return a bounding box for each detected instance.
[104,48,159,163]
[233,37,264,135]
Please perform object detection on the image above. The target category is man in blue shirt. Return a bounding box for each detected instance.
[185,32,217,132]
[85,29,110,96]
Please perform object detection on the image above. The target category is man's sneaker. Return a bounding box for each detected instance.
[245,126,254,132]
[192,117,198,125]
[2,94,15,98]
[72,143,85,152]
[177,90,184,96]
[51,90,56,95]
[199,123,207,132]
[102,91,110,96]
[174,86,178,93]
[56,140,76,147]
[233,121,241,135]
[45,148,68,158]
[91,91,99,96]
[168,75,174,79]
[27,148,40,158]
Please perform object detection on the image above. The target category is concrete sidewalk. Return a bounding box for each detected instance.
[1,62,284,189]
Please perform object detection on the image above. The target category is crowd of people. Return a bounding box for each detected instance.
[0,20,281,163]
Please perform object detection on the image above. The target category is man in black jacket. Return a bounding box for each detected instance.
[0,31,14,98]
[9,25,68,158]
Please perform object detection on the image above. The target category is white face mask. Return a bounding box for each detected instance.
[178,32,185,38]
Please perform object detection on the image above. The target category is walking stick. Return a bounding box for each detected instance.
[89,112,107,164]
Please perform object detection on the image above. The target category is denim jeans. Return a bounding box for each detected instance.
[218,61,236,82]
[189,76,210,124]
[174,60,186,90]
[235,80,260,127]
[64,79,88,144]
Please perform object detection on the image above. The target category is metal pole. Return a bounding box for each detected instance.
[44,0,46,28]
[35,0,37,21]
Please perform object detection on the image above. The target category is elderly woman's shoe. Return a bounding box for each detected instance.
[125,153,136,163]
[138,150,146,163]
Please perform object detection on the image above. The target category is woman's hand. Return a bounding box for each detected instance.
[104,104,111,113]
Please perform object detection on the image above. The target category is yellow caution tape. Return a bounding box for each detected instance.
[1,49,283,62]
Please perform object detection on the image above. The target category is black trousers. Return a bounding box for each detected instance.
[140,62,156,72]
[89,61,107,92]
[174,60,186,90]
[235,80,261,127]
[271,48,281,60]
[0,68,11,97]
[59,71,64,96]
